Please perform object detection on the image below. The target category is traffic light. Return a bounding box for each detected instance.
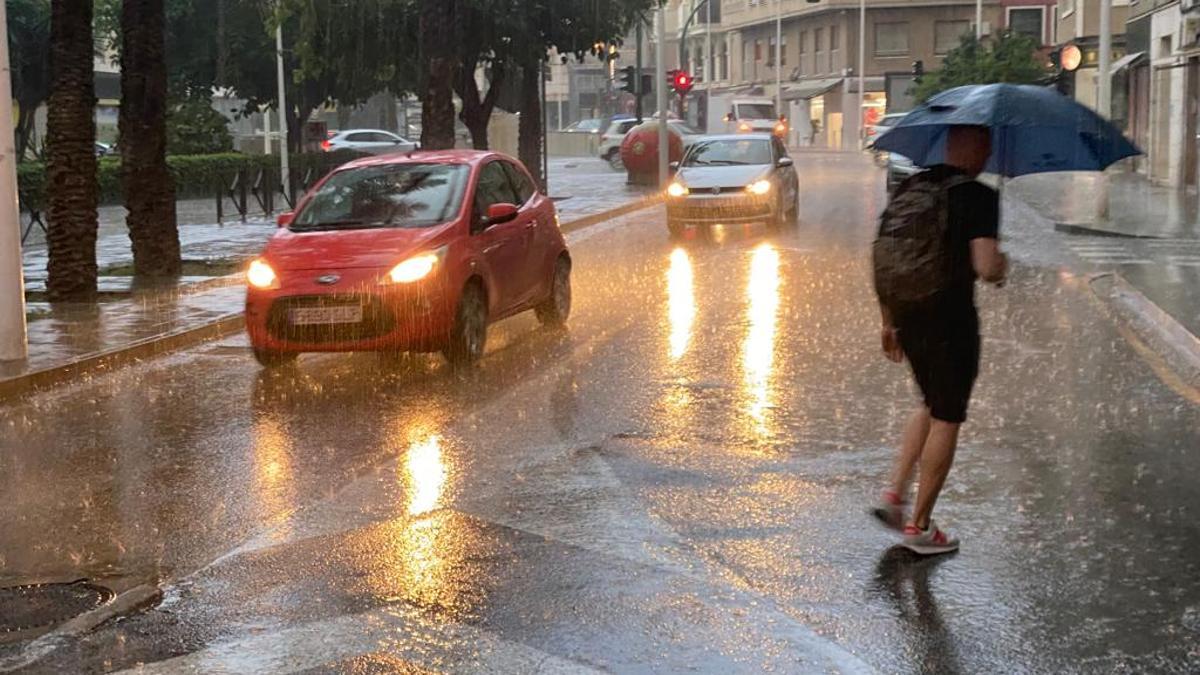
[620,66,637,94]
[672,70,695,95]
[912,60,925,78]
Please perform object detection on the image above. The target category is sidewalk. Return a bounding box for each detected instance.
[3,157,651,397]
[1007,170,1200,240]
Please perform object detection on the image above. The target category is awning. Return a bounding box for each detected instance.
[782,78,842,101]
[1110,52,1146,75]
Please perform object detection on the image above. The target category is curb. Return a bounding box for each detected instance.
[0,314,244,401]
[1,196,658,403]
[1088,273,1200,400]
[1053,222,1163,239]
[0,584,162,673]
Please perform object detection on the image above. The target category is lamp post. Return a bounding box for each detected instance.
[657,4,668,187]
[0,0,27,361]
[276,20,291,205]
[858,0,865,149]
[775,0,783,119]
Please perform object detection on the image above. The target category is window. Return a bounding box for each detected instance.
[1008,7,1044,42]
[935,20,970,54]
[874,22,910,56]
[799,30,806,54]
[502,162,537,204]
[780,37,787,66]
[830,25,839,51]
[720,41,729,79]
[1058,0,1075,17]
[473,162,520,225]
[769,36,777,65]
[293,164,468,231]
[772,136,789,160]
[755,39,763,61]
[815,27,824,52]
[345,132,372,142]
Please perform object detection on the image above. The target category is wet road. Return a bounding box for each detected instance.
[2,154,1199,673]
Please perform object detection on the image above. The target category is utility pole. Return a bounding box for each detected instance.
[276,21,291,205]
[1098,0,1112,118]
[705,0,712,130]
[0,0,26,361]
[636,19,645,123]
[657,5,668,187]
[858,0,866,149]
[775,0,783,120]
[975,0,983,39]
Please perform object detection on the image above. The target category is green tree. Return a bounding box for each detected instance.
[910,32,1049,103]
[44,0,99,301]
[7,0,52,159]
[121,0,181,281]
[167,98,234,155]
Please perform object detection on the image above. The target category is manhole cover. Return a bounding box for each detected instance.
[0,581,114,633]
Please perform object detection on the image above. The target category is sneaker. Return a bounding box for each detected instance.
[901,521,959,555]
[870,490,906,531]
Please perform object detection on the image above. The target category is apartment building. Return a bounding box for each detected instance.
[668,0,1008,149]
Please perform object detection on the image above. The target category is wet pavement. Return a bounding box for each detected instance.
[1008,171,1200,338]
[2,154,1199,673]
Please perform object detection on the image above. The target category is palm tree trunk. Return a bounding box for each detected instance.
[518,62,544,190]
[45,0,98,302]
[419,0,456,150]
[121,0,181,282]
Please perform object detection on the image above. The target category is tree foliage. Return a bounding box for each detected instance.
[7,0,53,159]
[910,32,1049,103]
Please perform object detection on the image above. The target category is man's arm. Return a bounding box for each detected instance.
[971,237,1008,285]
[879,304,903,363]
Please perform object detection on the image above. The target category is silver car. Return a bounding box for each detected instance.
[322,129,419,155]
[665,134,800,238]
[886,153,920,193]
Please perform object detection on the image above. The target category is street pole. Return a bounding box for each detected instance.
[636,19,645,123]
[264,110,272,155]
[1098,0,1112,118]
[858,0,866,149]
[1097,0,1113,220]
[706,0,712,129]
[275,22,291,205]
[775,0,783,120]
[0,0,27,361]
[975,0,982,39]
[657,4,668,188]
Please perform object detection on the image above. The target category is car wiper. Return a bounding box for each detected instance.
[291,219,377,231]
[706,160,750,165]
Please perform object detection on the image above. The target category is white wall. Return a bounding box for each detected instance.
[1149,4,1184,187]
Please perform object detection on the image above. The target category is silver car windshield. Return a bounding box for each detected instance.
[683,139,773,167]
[292,164,468,232]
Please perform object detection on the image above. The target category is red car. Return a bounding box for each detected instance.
[245,150,572,368]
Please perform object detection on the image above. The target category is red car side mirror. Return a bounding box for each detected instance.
[485,203,519,226]
[277,211,294,228]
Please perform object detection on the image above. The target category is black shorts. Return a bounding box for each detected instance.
[896,306,980,424]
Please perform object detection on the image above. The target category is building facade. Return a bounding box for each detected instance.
[1125,0,1200,188]
[669,0,1008,149]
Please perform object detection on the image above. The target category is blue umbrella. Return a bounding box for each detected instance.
[873,83,1141,177]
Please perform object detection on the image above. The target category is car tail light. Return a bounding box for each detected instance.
[321,140,332,151]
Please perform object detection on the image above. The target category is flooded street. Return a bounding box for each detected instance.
[2,154,1198,673]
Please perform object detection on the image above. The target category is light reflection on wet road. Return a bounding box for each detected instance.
[2,154,1199,673]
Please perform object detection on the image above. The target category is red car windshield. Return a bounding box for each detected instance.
[291,163,468,231]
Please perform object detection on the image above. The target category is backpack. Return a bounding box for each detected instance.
[872,170,971,313]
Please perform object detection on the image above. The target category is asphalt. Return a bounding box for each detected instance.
[1,153,1198,673]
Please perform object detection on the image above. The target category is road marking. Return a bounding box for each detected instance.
[115,603,603,674]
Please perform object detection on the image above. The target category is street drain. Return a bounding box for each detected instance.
[0,580,115,633]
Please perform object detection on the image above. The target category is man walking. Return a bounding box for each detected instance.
[871,125,1008,555]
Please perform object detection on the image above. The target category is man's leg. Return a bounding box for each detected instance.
[910,420,961,530]
[890,406,931,498]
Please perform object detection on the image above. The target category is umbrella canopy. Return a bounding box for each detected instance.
[872,84,1141,177]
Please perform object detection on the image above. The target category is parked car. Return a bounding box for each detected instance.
[321,129,419,155]
[563,118,605,134]
[95,142,113,157]
[886,153,920,193]
[867,112,906,165]
[664,134,799,238]
[600,119,703,170]
[245,151,572,368]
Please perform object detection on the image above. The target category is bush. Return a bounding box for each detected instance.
[17,150,364,212]
[167,100,236,155]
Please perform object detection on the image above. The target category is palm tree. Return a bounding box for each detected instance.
[121,0,181,281]
[419,0,456,150]
[44,0,98,302]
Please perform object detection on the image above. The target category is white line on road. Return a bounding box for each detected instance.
[115,603,603,675]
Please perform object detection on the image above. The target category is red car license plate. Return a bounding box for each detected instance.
[288,305,363,326]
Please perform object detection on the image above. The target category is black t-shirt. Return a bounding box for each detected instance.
[926,164,1000,317]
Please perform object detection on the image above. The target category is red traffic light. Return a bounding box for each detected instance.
[672,71,694,95]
